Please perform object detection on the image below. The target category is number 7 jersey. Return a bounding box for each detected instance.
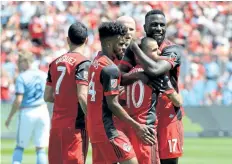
[87,52,122,143]
[46,52,90,129]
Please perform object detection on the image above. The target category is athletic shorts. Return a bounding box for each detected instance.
[157,118,184,159]
[48,128,89,164]
[17,104,50,148]
[92,134,136,164]
[114,121,160,164]
[127,126,160,164]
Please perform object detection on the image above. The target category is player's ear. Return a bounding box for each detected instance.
[67,37,71,45]
[143,24,147,34]
[84,37,88,44]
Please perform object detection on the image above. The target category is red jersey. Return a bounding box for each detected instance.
[125,65,158,126]
[46,52,91,129]
[156,40,184,123]
[87,52,122,143]
[120,40,184,124]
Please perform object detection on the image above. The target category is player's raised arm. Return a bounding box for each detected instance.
[130,41,172,76]
[75,61,91,115]
[118,47,148,86]
[44,65,54,103]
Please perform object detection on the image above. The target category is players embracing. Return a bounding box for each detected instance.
[119,10,184,164]
[87,21,156,164]
[42,8,184,164]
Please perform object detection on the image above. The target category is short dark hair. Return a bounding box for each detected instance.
[98,21,128,41]
[145,9,165,19]
[68,22,88,45]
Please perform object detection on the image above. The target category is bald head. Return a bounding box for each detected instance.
[117,16,136,25]
[117,16,136,42]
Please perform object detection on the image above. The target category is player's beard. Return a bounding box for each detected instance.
[116,54,123,60]
[113,49,123,60]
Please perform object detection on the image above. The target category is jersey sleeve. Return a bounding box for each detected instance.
[100,65,121,96]
[46,64,52,86]
[15,76,24,95]
[75,60,91,86]
[159,45,182,69]
[119,47,137,69]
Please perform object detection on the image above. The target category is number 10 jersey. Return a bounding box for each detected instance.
[125,65,158,127]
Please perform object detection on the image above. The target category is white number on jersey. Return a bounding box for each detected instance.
[168,138,177,153]
[88,72,96,101]
[55,66,66,95]
[127,80,145,108]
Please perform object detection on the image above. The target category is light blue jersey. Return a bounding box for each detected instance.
[15,69,47,108]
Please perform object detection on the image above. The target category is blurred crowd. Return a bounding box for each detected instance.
[1,1,232,106]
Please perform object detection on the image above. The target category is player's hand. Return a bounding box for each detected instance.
[135,124,155,145]
[149,75,175,95]
[5,118,11,129]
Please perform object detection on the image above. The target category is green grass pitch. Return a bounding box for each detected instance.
[1,104,232,163]
[1,138,232,164]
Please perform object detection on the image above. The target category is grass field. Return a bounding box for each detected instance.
[1,138,232,164]
[1,103,232,163]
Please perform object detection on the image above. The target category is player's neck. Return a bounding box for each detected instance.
[68,45,84,55]
[102,47,114,60]
[20,65,32,72]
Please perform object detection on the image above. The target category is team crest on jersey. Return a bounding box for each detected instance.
[169,52,177,61]
[123,143,131,152]
[111,79,118,88]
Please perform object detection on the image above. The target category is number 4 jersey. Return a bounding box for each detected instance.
[87,52,123,143]
[46,52,91,129]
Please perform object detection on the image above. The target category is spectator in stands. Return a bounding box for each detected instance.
[1,1,232,106]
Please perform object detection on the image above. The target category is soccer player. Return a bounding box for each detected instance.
[116,16,136,107]
[87,21,155,164]
[140,37,182,106]
[119,37,182,164]
[120,10,184,164]
[123,50,160,164]
[5,51,50,164]
[117,16,136,45]
[44,22,90,164]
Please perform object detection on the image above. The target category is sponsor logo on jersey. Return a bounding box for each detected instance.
[169,114,174,118]
[111,79,118,88]
[123,143,131,152]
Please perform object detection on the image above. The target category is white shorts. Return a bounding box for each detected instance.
[16,104,50,148]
